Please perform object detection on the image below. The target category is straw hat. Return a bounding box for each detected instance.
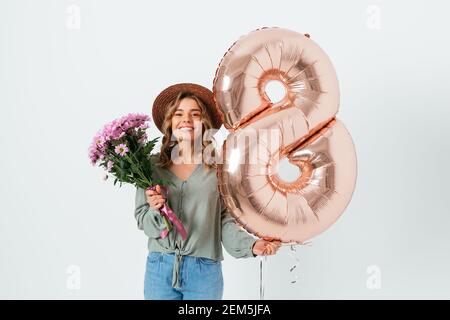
[152,83,222,133]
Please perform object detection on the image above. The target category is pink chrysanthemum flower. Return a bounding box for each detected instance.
[114,143,129,156]
[88,113,150,165]
[106,160,114,172]
[137,133,147,144]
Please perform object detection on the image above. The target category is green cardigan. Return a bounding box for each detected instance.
[134,153,257,289]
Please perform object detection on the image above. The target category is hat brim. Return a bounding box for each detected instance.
[152,83,223,133]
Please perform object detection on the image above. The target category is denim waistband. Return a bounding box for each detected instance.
[148,251,220,289]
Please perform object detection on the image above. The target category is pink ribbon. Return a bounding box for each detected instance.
[146,185,188,241]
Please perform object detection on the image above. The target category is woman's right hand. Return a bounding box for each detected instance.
[145,185,166,210]
[252,239,281,256]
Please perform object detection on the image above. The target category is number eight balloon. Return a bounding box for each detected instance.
[213,27,357,243]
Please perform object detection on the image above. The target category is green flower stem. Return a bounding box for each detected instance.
[123,153,174,233]
[124,154,152,186]
[162,215,172,231]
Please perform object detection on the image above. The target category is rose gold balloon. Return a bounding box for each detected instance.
[213,27,357,243]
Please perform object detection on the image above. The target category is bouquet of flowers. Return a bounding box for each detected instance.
[88,113,187,240]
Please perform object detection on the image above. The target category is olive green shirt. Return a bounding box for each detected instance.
[134,153,257,289]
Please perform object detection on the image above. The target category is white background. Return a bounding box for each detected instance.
[1,0,449,299]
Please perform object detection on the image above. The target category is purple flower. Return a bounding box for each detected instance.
[138,133,147,144]
[106,160,114,172]
[114,143,129,156]
[88,113,151,165]
[88,144,100,165]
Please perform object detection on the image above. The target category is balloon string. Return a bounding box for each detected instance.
[258,240,312,299]
[285,241,313,284]
[259,255,267,300]
[288,245,301,284]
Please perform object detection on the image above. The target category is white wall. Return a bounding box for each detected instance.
[1,0,449,299]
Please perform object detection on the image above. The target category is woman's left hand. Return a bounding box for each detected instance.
[252,239,282,256]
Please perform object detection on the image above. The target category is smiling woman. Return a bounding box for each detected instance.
[171,96,203,147]
[154,86,219,169]
[134,83,281,300]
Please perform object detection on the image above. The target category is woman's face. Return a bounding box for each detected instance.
[171,97,203,141]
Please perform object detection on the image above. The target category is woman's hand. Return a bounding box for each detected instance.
[252,238,282,256]
[145,185,166,210]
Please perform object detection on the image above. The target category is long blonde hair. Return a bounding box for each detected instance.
[155,91,218,170]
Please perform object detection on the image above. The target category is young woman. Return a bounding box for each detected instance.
[134,83,281,300]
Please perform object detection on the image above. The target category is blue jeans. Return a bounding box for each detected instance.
[144,251,224,300]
